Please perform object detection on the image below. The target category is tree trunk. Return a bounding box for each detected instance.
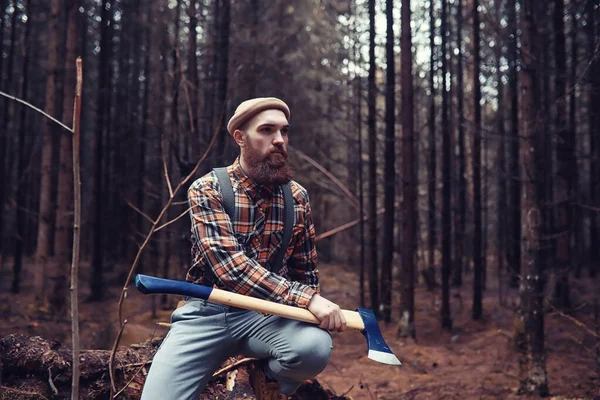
[494,0,507,305]
[553,0,574,310]
[12,0,31,294]
[381,0,396,323]
[213,0,230,163]
[427,0,437,291]
[453,0,466,288]
[586,0,599,276]
[34,0,61,307]
[0,0,7,267]
[1,0,18,191]
[358,75,366,308]
[202,0,217,149]
[140,2,153,316]
[188,0,199,153]
[440,0,452,331]
[90,0,113,301]
[570,0,582,278]
[353,1,366,308]
[540,6,555,308]
[507,0,521,288]
[472,0,483,321]
[367,0,380,319]
[398,0,416,339]
[517,0,549,393]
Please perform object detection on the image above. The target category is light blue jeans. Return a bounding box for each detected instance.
[141,298,333,399]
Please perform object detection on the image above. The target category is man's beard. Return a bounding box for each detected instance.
[244,142,294,186]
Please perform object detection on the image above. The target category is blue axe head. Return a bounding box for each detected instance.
[357,308,402,365]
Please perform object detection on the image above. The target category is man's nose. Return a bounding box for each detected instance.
[272,131,285,144]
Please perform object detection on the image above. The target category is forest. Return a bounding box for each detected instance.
[0,0,599,399]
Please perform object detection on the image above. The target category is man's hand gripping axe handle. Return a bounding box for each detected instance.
[135,274,401,366]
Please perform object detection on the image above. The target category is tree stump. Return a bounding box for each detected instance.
[0,334,349,400]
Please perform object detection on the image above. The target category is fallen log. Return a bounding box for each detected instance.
[0,334,349,400]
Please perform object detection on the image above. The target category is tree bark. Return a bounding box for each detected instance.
[367,0,380,319]
[494,0,507,305]
[570,0,582,278]
[188,0,199,145]
[12,0,31,294]
[381,0,396,323]
[90,0,113,301]
[398,0,416,339]
[427,0,437,291]
[213,0,230,163]
[507,0,521,288]
[517,0,549,393]
[0,0,7,266]
[553,0,574,310]
[453,0,466,288]
[472,0,483,321]
[440,0,452,331]
[34,0,61,307]
[586,0,600,276]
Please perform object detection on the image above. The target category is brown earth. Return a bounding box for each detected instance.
[1,260,598,399]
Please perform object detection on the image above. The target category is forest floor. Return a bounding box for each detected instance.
[1,260,599,400]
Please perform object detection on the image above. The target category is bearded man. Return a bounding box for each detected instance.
[141,98,346,400]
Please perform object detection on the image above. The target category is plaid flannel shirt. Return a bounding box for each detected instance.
[186,158,319,308]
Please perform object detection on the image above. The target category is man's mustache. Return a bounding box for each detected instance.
[268,149,288,159]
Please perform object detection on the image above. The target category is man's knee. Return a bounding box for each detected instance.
[288,327,332,375]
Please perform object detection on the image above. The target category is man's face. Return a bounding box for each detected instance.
[237,109,294,186]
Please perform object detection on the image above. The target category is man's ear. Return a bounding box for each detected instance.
[233,130,245,147]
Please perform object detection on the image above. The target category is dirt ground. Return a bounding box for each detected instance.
[1,260,599,400]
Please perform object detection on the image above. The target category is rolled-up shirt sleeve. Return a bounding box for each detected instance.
[188,179,317,308]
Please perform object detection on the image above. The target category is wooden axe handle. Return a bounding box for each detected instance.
[135,274,365,330]
[209,287,365,330]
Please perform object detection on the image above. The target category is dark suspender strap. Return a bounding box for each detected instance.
[271,182,294,272]
[205,167,235,287]
[214,167,235,220]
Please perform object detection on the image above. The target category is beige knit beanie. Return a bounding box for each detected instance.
[227,97,290,135]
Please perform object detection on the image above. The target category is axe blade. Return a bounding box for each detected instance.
[357,308,402,366]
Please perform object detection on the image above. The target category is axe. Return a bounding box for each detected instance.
[135,274,401,366]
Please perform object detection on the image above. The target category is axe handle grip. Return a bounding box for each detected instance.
[135,274,365,331]
[209,287,365,330]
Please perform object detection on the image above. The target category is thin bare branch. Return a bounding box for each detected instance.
[0,90,73,133]
[109,319,127,397]
[547,302,600,340]
[162,131,174,197]
[127,200,155,225]
[574,202,600,213]
[312,178,359,210]
[155,205,192,232]
[212,357,258,377]
[289,145,359,208]
[177,47,196,135]
[316,201,399,242]
[113,358,153,398]
[0,386,50,400]
[70,57,83,400]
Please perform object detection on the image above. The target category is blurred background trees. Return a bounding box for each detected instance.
[1,0,599,394]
